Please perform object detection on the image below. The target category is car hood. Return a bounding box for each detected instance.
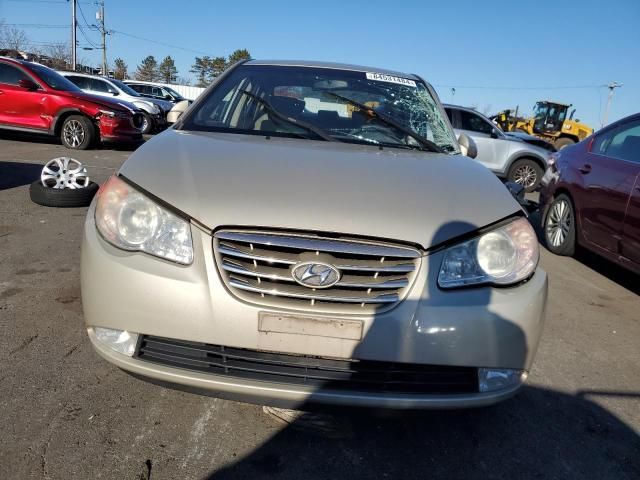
[64,90,140,113]
[119,130,521,249]
[144,97,174,112]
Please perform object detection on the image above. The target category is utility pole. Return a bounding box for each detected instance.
[96,1,108,75]
[602,82,623,127]
[70,0,77,70]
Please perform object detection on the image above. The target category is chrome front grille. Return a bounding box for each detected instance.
[214,230,421,313]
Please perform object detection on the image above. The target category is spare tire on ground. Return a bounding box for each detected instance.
[30,180,98,207]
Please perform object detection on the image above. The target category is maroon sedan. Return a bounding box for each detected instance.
[0,57,143,149]
[540,113,640,274]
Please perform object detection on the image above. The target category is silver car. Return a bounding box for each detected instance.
[81,60,547,409]
[445,104,550,191]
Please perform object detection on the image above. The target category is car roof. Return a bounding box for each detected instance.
[0,57,38,68]
[123,80,163,85]
[443,104,476,112]
[442,104,493,118]
[57,70,117,81]
[244,59,421,81]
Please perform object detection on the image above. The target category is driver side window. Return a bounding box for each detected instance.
[0,63,30,85]
[91,79,117,94]
[459,110,494,135]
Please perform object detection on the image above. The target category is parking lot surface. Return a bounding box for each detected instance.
[1,133,639,480]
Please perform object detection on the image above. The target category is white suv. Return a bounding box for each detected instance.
[58,72,166,134]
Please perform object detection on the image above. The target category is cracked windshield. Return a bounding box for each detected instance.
[190,65,459,152]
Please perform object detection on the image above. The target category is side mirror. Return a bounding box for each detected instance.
[164,95,173,100]
[167,99,191,124]
[111,91,119,96]
[457,133,478,159]
[18,79,39,91]
[490,129,500,139]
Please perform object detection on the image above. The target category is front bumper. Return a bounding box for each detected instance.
[81,209,548,409]
[98,116,143,142]
[151,112,167,130]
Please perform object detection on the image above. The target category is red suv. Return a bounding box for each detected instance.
[0,57,143,149]
[540,112,640,274]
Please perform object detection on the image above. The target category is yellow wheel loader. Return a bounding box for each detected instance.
[492,101,593,150]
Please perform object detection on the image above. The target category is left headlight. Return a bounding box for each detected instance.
[438,217,538,289]
[95,175,193,265]
[134,101,160,114]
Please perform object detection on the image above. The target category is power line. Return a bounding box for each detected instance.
[76,1,97,31]
[78,24,99,48]
[110,29,209,55]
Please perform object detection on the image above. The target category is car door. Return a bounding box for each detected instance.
[0,62,49,130]
[577,119,640,254]
[65,75,92,93]
[615,124,640,269]
[622,174,640,270]
[89,78,119,99]
[456,109,509,172]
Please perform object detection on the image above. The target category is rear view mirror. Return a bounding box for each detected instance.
[18,79,39,91]
[457,133,478,159]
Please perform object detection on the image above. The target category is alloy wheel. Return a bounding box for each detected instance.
[40,157,90,189]
[513,164,538,189]
[63,120,86,148]
[546,199,572,247]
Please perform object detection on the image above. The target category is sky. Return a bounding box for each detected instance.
[1,0,639,129]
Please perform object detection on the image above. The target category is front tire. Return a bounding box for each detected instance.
[60,115,96,150]
[544,193,576,256]
[140,113,153,134]
[29,180,99,207]
[507,158,543,192]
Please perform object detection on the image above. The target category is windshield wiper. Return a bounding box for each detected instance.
[240,90,335,142]
[323,92,444,153]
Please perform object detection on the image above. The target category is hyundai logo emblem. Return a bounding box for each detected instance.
[291,261,341,289]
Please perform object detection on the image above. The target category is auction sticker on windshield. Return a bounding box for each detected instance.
[366,72,417,87]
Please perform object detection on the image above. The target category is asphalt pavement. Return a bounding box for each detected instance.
[0,132,638,480]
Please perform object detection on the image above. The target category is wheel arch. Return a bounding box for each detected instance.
[52,109,95,136]
[547,187,582,242]
[506,154,547,175]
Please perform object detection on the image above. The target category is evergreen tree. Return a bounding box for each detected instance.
[135,56,158,82]
[113,58,128,80]
[158,56,178,83]
[227,49,251,65]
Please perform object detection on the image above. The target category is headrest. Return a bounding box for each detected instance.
[620,135,640,158]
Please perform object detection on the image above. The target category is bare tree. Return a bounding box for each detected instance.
[0,26,29,51]
[42,43,71,70]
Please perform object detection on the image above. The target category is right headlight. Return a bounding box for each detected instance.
[438,217,538,289]
[95,176,193,265]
